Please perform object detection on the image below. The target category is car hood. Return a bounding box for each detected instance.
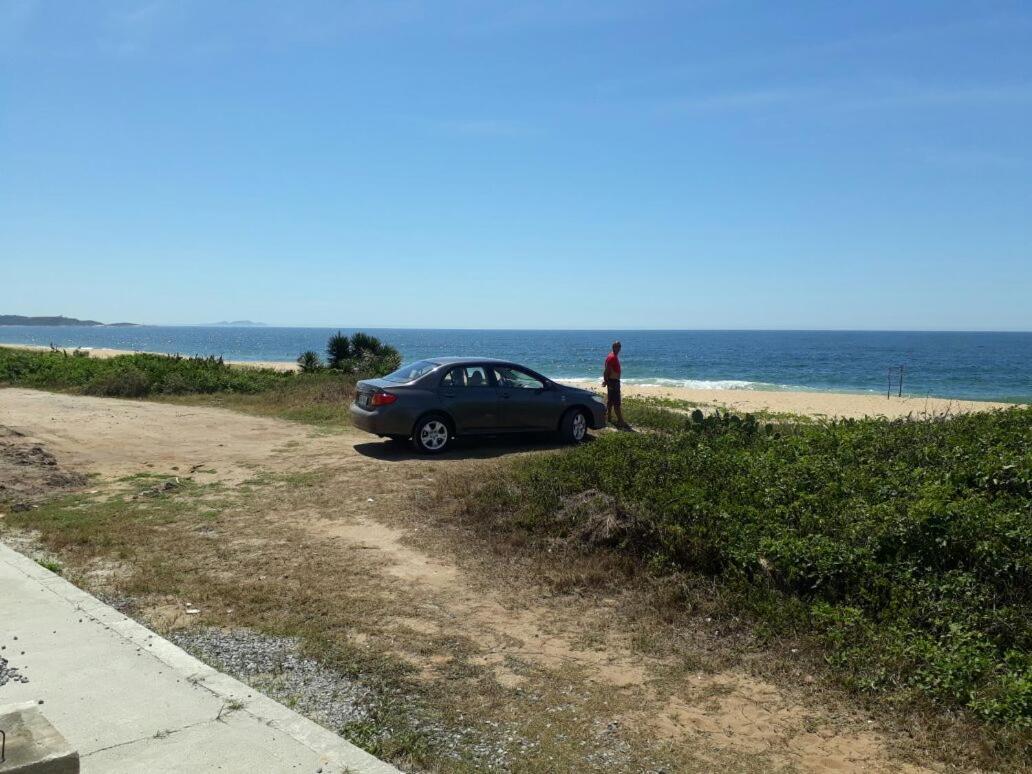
[557,383,601,399]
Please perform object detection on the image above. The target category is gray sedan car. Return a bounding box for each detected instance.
[350,358,607,453]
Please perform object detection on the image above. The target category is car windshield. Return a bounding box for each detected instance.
[382,359,438,383]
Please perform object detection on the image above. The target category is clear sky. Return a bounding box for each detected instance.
[2,1,1030,330]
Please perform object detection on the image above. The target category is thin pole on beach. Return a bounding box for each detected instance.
[887,368,892,399]
[898,365,904,398]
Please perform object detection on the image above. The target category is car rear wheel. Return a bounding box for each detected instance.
[560,408,589,444]
[413,415,451,454]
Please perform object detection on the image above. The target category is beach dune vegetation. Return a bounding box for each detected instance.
[326,331,352,368]
[0,335,402,400]
[297,350,324,373]
[319,331,401,376]
[0,348,284,395]
[455,406,1032,733]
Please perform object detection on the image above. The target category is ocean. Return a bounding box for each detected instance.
[1,327,1029,402]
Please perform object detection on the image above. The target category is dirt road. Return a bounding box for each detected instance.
[0,387,941,772]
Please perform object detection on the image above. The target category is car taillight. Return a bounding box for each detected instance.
[370,391,397,406]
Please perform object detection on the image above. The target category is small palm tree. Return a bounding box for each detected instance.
[297,350,323,373]
[349,331,382,356]
[326,331,352,369]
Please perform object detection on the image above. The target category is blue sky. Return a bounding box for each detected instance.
[2,0,1030,330]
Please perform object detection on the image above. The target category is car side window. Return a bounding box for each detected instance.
[493,367,545,390]
[442,366,490,388]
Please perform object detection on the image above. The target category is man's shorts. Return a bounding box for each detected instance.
[607,379,621,407]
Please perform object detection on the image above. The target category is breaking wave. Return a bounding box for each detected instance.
[562,377,811,391]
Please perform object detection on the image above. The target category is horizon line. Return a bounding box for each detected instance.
[3,323,1031,334]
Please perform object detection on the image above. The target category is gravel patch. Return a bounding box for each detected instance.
[168,628,518,770]
[0,653,29,687]
[166,628,643,772]
[169,627,371,731]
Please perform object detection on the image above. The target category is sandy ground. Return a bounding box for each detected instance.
[562,379,1016,419]
[0,386,948,772]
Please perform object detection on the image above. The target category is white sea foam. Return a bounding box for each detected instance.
[561,377,808,391]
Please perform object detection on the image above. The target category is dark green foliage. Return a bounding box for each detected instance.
[348,331,380,355]
[326,332,352,369]
[465,407,1032,729]
[0,342,403,406]
[356,347,402,378]
[85,364,150,397]
[297,350,324,373]
[317,332,402,377]
[0,347,285,396]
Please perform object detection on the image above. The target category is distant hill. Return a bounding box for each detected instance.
[0,315,115,326]
[204,320,267,327]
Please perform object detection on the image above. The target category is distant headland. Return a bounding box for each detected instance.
[0,315,138,327]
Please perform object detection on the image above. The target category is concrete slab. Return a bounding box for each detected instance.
[0,542,398,774]
[0,701,79,773]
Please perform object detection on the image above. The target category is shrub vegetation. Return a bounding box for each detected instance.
[297,350,324,373]
[0,334,406,398]
[0,347,286,396]
[321,332,401,376]
[459,407,1032,731]
[0,341,407,424]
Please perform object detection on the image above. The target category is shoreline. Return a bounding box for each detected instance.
[560,379,1016,420]
[1,342,1020,419]
[0,342,299,373]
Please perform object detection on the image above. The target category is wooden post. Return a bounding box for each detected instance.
[898,365,904,398]
[887,368,892,399]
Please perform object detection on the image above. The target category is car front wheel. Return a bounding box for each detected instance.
[413,415,451,454]
[560,408,589,444]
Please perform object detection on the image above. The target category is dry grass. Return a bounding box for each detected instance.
[3,469,750,772]
[3,389,1009,772]
[412,465,1024,773]
[157,375,356,426]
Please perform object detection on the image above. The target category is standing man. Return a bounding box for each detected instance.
[603,340,626,427]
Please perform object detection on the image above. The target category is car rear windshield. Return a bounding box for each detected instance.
[382,360,438,383]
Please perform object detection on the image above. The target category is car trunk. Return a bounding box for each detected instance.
[354,378,395,408]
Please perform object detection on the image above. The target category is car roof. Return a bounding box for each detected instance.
[428,357,522,366]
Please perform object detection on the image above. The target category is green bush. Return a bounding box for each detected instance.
[326,332,352,369]
[349,331,381,355]
[461,407,1032,729]
[297,350,324,373]
[85,365,150,397]
[0,347,286,396]
[312,332,401,377]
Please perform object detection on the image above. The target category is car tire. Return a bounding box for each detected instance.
[560,408,589,444]
[412,414,452,454]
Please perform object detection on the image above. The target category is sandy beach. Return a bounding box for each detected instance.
[0,342,300,373]
[561,380,1016,420]
[2,342,1018,419]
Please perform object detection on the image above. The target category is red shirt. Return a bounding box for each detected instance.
[604,352,621,378]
